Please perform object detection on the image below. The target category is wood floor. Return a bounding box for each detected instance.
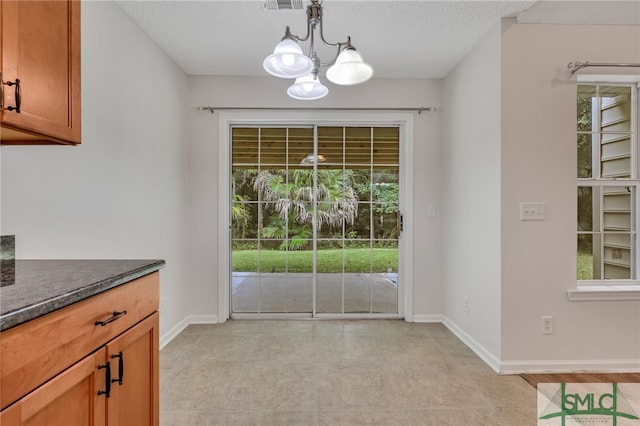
[520,372,640,389]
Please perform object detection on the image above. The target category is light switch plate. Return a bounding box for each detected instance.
[521,202,545,221]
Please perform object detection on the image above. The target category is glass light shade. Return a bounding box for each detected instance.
[263,38,314,79]
[326,48,373,85]
[300,153,327,165]
[287,74,329,100]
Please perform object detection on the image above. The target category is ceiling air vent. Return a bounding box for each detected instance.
[264,0,304,10]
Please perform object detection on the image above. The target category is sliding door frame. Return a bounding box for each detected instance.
[217,110,415,321]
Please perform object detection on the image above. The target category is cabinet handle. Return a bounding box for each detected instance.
[94,310,127,327]
[98,362,112,398]
[111,351,124,385]
[5,79,21,113]
[0,73,3,109]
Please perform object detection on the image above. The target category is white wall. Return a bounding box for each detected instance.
[441,23,503,369]
[185,76,443,321]
[0,1,190,337]
[500,22,640,371]
[442,20,640,373]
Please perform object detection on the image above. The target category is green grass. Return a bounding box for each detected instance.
[235,248,595,278]
[232,248,398,273]
[577,252,593,280]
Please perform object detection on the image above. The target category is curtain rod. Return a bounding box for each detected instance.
[197,106,433,114]
[568,61,640,74]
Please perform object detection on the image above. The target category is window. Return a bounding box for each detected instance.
[577,82,639,285]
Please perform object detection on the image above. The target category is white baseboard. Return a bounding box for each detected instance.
[441,316,502,374]
[500,359,640,375]
[159,314,219,349]
[439,317,640,374]
[187,314,219,324]
[411,314,445,323]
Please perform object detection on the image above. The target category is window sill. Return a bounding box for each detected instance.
[567,285,640,301]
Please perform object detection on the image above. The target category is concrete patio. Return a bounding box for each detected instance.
[232,272,398,314]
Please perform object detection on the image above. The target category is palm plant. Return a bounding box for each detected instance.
[231,193,251,238]
[253,169,358,249]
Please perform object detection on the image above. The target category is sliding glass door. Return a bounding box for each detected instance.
[230,125,400,317]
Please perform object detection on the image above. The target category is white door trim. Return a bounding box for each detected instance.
[217,110,415,321]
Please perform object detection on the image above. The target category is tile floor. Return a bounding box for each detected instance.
[160,320,538,425]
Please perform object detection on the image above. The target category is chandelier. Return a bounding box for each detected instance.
[263,0,373,100]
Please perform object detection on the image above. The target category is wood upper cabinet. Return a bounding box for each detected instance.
[0,0,81,145]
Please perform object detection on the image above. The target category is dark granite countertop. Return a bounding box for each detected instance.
[0,259,165,331]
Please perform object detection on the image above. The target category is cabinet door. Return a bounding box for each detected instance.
[0,0,81,144]
[106,313,159,426]
[0,351,107,426]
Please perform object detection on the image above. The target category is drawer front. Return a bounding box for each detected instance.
[0,272,159,410]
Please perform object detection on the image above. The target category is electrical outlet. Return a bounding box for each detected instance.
[464,298,470,313]
[541,316,553,334]
[521,202,545,221]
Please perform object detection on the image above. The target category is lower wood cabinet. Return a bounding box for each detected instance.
[105,313,159,426]
[0,273,159,426]
[0,351,106,426]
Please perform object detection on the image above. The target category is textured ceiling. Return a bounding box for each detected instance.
[115,0,640,79]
